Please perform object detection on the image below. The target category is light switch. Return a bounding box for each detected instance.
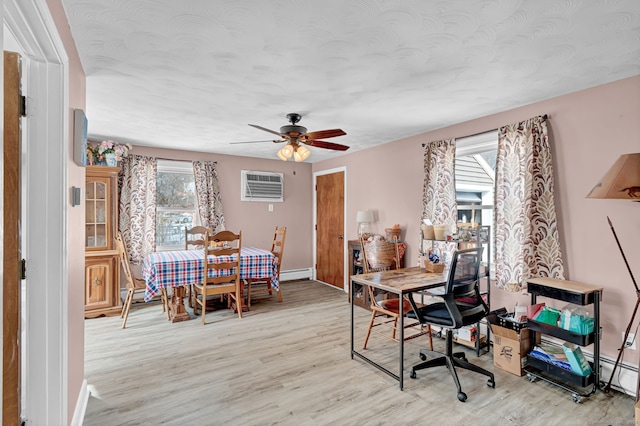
[268,204,273,212]
[71,186,81,206]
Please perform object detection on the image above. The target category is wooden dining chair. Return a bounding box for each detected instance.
[115,232,169,329]
[360,235,433,350]
[184,225,210,306]
[192,230,243,324]
[246,226,286,307]
[185,225,209,249]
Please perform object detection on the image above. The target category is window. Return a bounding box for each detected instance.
[455,131,497,268]
[155,160,199,251]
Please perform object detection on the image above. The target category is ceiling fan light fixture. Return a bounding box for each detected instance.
[294,145,311,162]
[277,143,295,161]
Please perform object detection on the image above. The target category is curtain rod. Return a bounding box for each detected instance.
[421,114,549,147]
[131,155,203,162]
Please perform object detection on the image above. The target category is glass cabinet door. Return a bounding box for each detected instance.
[86,178,109,249]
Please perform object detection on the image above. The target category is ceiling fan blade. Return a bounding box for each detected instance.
[248,124,285,137]
[302,129,346,139]
[229,140,285,145]
[305,140,350,151]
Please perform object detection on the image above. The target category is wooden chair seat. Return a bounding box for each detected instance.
[378,298,412,313]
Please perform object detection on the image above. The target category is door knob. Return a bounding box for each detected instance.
[337,235,344,240]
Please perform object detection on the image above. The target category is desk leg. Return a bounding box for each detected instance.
[351,278,355,359]
[399,293,405,390]
[170,286,191,322]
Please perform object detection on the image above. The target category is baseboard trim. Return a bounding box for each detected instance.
[280,268,313,281]
[71,379,89,426]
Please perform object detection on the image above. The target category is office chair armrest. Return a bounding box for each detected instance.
[442,294,465,328]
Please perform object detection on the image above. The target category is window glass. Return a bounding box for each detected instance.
[156,160,199,250]
[455,132,497,267]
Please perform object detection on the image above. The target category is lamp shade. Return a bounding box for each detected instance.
[356,210,374,223]
[586,153,640,200]
[293,145,310,162]
[277,144,294,161]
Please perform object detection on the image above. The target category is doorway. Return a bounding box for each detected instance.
[314,168,346,290]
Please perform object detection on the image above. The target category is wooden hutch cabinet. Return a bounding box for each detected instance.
[84,166,122,318]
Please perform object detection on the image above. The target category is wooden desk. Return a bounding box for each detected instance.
[350,266,447,390]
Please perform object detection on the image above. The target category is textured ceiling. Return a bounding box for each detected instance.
[61,0,640,162]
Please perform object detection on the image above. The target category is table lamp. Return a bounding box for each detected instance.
[586,153,639,400]
[356,210,374,239]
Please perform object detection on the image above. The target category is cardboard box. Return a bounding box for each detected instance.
[493,324,533,376]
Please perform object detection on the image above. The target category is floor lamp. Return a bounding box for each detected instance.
[586,153,640,400]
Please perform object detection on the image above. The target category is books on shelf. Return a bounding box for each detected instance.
[562,342,592,376]
[529,344,572,371]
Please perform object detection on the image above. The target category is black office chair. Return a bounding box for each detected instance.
[407,247,495,402]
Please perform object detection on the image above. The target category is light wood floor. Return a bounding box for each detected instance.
[84,280,635,425]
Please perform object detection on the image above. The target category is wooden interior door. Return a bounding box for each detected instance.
[3,51,22,425]
[316,171,345,289]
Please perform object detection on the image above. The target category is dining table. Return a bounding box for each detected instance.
[142,246,279,322]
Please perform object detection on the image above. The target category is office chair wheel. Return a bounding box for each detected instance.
[410,370,417,379]
[419,353,427,361]
[487,379,495,388]
[457,391,467,402]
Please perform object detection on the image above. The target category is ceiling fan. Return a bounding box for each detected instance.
[231,113,349,161]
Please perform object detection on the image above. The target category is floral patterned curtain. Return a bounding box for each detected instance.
[494,115,565,291]
[193,160,226,232]
[118,155,157,264]
[422,139,457,263]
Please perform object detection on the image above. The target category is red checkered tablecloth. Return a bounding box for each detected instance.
[142,246,278,301]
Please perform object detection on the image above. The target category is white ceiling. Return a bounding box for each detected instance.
[60,0,640,163]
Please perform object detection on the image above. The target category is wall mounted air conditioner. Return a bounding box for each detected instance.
[241,170,284,202]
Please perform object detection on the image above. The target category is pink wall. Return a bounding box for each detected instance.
[130,146,314,271]
[314,75,640,359]
[45,0,87,421]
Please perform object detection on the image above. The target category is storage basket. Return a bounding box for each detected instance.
[424,260,445,273]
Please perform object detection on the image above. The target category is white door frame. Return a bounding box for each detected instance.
[3,0,69,424]
[312,166,348,291]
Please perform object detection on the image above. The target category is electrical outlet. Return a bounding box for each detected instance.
[623,332,636,350]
